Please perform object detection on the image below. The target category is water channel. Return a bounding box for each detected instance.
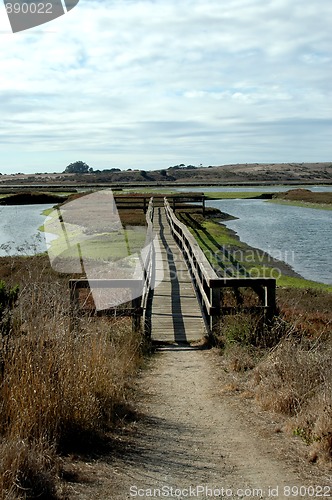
[176,185,331,284]
[0,186,331,284]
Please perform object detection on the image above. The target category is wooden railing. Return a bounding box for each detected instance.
[69,197,155,336]
[114,194,205,214]
[140,197,155,337]
[164,198,276,334]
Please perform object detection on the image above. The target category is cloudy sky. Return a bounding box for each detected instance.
[0,0,331,173]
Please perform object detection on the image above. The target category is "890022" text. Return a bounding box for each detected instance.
[5,3,53,14]
[283,485,330,497]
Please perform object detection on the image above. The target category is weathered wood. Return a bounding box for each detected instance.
[209,286,221,334]
[114,194,205,214]
[150,207,206,344]
[208,277,276,288]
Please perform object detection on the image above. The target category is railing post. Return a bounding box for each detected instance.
[266,280,276,323]
[209,286,221,335]
[132,296,142,333]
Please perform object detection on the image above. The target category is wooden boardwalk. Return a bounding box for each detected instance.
[150,208,207,344]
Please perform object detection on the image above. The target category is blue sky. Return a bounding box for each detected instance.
[0,0,331,173]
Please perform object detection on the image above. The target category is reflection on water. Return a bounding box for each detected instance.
[0,204,52,256]
[207,199,332,285]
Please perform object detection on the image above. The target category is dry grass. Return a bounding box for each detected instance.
[221,343,258,373]
[217,287,332,464]
[0,256,144,498]
[277,287,331,340]
[0,439,59,499]
[252,337,332,462]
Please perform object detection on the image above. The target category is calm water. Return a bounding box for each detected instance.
[0,204,52,256]
[175,184,332,193]
[207,199,332,285]
[0,194,331,285]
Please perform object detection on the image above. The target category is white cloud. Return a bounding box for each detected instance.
[0,0,331,172]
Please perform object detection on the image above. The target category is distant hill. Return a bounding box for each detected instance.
[0,162,331,186]
[158,162,332,184]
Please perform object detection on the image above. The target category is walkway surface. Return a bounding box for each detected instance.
[66,348,325,499]
[150,207,206,344]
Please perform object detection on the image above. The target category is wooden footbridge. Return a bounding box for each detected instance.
[69,197,276,344]
[149,206,206,343]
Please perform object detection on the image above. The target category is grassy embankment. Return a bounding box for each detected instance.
[0,198,148,498]
[177,203,332,465]
[205,187,332,206]
[269,189,332,210]
[178,207,331,291]
[205,191,267,199]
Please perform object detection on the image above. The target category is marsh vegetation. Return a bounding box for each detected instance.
[0,192,330,499]
[0,255,144,498]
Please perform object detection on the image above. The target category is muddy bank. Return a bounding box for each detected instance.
[0,192,67,205]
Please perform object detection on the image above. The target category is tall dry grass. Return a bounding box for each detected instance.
[216,288,332,464]
[0,257,143,498]
[252,322,332,463]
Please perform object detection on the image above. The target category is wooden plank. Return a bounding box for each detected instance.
[150,207,206,343]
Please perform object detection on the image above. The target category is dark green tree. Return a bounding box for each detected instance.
[64,161,91,174]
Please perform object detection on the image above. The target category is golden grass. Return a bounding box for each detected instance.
[0,257,143,498]
[253,337,332,462]
[216,287,332,464]
[0,439,59,499]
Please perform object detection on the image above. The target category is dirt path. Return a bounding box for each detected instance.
[66,347,331,499]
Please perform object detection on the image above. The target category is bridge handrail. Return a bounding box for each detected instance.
[164,197,219,319]
[140,197,154,314]
[164,197,276,333]
[164,198,218,282]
